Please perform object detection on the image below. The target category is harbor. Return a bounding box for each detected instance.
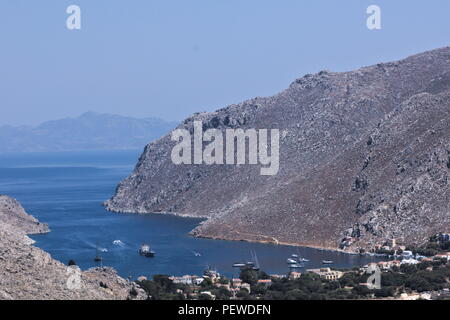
[0,150,387,280]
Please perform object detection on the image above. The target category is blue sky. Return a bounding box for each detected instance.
[0,0,449,125]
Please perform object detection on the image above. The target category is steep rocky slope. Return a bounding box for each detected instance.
[0,195,144,300]
[105,47,450,251]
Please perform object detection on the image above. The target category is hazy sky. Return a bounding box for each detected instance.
[0,0,449,126]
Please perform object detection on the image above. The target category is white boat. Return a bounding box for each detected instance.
[232,263,246,268]
[287,258,297,264]
[299,257,309,262]
[287,251,309,264]
[139,243,155,257]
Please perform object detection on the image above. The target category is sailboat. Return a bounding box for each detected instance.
[94,242,102,262]
[296,248,309,262]
[250,249,260,271]
[233,250,260,270]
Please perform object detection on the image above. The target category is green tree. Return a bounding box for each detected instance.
[240,268,259,285]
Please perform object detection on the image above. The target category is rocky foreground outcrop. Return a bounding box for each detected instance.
[0,195,145,300]
[105,46,450,251]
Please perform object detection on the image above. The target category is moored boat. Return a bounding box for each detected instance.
[139,243,155,257]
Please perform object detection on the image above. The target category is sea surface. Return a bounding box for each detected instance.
[0,150,384,279]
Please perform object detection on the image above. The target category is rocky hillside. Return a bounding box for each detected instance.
[105,46,450,251]
[0,195,144,300]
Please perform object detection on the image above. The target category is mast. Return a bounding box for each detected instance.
[94,241,102,263]
[252,249,260,270]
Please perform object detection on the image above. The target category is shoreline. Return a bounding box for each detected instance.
[192,232,364,256]
[106,206,368,257]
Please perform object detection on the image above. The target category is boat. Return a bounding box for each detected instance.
[139,243,155,257]
[295,248,309,262]
[299,258,309,262]
[322,260,334,264]
[193,251,201,257]
[232,263,246,268]
[94,242,102,263]
[233,250,260,270]
[289,263,303,269]
[112,240,125,246]
[250,250,260,271]
[287,251,309,264]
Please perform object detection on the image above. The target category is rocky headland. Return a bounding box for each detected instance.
[0,195,145,300]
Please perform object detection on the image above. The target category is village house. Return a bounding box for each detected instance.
[289,271,302,280]
[401,258,419,265]
[392,260,401,268]
[377,261,390,271]
[203,269,221,283]
[215,283,231,291]
[420,257,433,262]
[433,253,450,261]
[257,279,272,288]
[170,275,204,285]
[439,233,450,243]
[231,278,242,287]
[307,268,343,281]
[270,274,287,279]
[230,278,251,293]
[376,260,401,271]
[390,238,397,248]
[402,250,414,258]
[241,283,251,293]
[199,291,216,300]
[341,236,354,247]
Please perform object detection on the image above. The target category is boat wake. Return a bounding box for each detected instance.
[112,240,125,247]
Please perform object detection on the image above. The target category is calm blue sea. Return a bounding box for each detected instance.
[0,150,383,279]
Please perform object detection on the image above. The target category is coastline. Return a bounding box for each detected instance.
[192,232,362,256]
[0,195,146,300]
[105,206,366,257]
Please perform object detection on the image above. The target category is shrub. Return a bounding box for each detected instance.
[68,259,77,266]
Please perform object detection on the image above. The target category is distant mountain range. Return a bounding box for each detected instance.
[0,112,177,153]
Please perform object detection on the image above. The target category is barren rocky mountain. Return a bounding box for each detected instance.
[105,46,450,251]
[0,195,145,300]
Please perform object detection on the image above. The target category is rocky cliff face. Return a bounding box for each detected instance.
[0,195,145,300]
[0,196,49,235]
[105,47,450,251]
